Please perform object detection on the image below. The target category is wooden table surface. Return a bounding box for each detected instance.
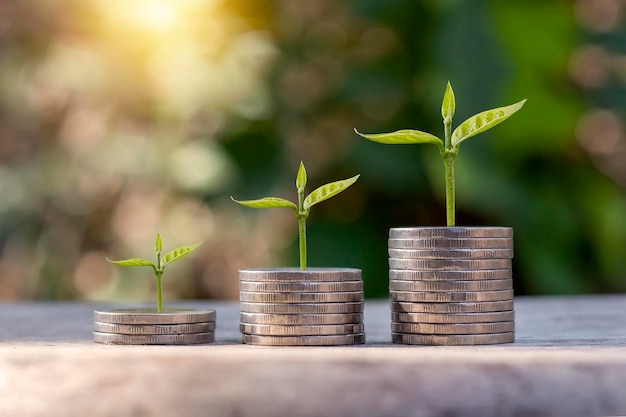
[1,296,625,417]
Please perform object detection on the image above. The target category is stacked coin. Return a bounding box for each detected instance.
[93,309,216,345]
[389,227,515,345]
[239,268,365,346]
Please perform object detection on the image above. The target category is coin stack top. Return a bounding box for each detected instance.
[388,227,515,346]
[239,268,365,346]
[239,268,362,282]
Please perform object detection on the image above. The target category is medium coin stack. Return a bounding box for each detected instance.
[239,268,365,346]
[93,309,216,345]
[389,227,515,345]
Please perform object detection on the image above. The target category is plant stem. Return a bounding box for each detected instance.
[443,153,455,227]
[297,215,307,270]
[443,112,455,227]
[297,181,307,270]
[155,272,163,313]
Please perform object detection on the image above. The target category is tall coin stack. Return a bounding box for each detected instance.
[93,309,217,345]
[388,227,515,345]
[239,268,366,346]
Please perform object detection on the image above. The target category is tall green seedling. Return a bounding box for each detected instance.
[231,162,359,270]
[356,82,525,226]
[107,234,202,313]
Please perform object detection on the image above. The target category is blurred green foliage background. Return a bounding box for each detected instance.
[0,0,624,301]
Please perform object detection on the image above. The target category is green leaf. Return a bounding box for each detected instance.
[106,257,156,268]
[296,161,307,193]
[441,81,455,121]
[160,241,202,268]
[303,174,360,211]
[231,196,298,211]
[354,128,443,149]
[451,99,527,147]
[155,233,162,254]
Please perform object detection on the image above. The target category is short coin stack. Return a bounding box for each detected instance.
[388,227,514,345]
[93,309,216,345]
[239,268,365,346]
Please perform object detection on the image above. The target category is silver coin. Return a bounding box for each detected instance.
[242,333,366,346]
[239,281,363,293]
[389,227,513,239]
[389,279,513,292]
[390,269,512,281]
[94,321,216,335]
[390,289,514,303]
[389,258,512,271]
[240,312,363,325]
[391,321,515,335]
[239,268,361,282]
[240,302,363,314]
[391,300,514,313]
[240,291,364,304]
[391,332,514,345]
[388,238,513,249]
[93,331,215,345]
[388,248,514,259]
[240,323,364,336]
[94,309,216,325]
[392,311,514,324]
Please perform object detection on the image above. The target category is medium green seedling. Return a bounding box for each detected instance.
[107,234,202,313]
[231,162,359,270]
[355,82,526,227]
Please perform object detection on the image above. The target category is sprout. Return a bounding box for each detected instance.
[232,161,359,270]
[107,234,202,313]
[356,81,526,226]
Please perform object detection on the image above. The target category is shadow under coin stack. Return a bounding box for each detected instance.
[388,227,515,345]
[93,309,216,345]
[239,268,365,346]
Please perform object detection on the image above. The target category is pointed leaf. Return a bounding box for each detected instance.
[231,196,297,211]
[155,233,162,254]
[106,257,156,268]
[160,241,202,268]
[355,128,443,149]
[441,81,455,121]
[296,161,307,192]
[303,174,360,211]
[451,99,526,147]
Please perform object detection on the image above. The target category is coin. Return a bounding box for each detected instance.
[391,332,514,345]
[391,311,514,324]
[94,309,216,325]
[242,333,366,346]
[240,302,363,314]
[391,321,515,335]
[240,312,363,325]
[390,289,514,303]
[93,331,215,345]
[239,281,363,293]
[389,279,512,292]
[94,321,216,335]
[240,323,364,336]
[239,291,364,303]
[389,258,512,271]
[389,269,512,281]
[388,248,514,259]
[391,300,514,313]
[389,227,513,239]
[388,238,513,249]
[239,268,362,282]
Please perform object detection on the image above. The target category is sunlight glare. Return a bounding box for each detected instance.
[128,1,181,33]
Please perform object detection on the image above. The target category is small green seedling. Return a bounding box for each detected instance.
[356,82,525,226]
[231,162,359,270]
[107,234,202,313]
